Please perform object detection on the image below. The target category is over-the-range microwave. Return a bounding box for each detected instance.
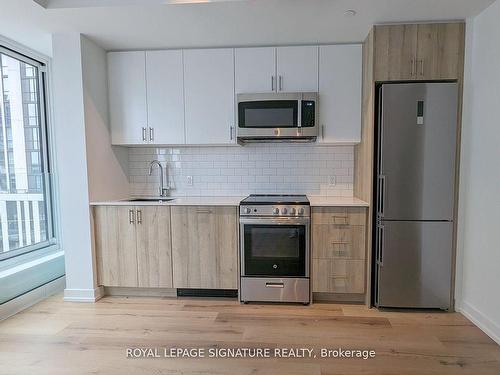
[236,92,319,144]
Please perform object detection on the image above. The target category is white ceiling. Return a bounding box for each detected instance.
[0,0,495,56]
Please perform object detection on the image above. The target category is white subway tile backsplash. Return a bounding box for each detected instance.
[128,144,354,197]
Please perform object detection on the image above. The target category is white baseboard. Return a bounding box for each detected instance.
[458,300,500,345]
[0,276,65,321]
[64,286,104,302]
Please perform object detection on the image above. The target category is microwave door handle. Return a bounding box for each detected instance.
[297,100,302,128]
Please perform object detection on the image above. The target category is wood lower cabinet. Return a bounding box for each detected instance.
[94,206,139,287]
[171,206,238,289]
[94,205,172,288]
[136,206,173,288]
[312,207,367,294]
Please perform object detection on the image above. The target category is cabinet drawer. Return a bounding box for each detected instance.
[312,259,365,294]
[312,207,367,226]
[312,224,366,260]
[330,259,365,294]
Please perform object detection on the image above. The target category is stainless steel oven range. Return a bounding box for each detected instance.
[239,195,311,304]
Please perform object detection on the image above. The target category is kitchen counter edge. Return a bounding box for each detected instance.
[90,196,369,207]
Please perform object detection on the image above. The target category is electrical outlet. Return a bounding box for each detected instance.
[328,176,336,186]
[186,176,193,186]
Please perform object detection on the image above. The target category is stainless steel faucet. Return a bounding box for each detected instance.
[149,160,169,197]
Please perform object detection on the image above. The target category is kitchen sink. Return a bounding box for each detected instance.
[125,198,175,202]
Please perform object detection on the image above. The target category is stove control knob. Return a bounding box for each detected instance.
[298,207,305,215]
[281,207,288,215]
[243,207,251,214]
[273,207,280,215]
[290,208,296,215]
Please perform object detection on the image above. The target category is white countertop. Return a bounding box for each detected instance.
[307,196,369,207]
[90,195,369,207]
[90,196,245,206]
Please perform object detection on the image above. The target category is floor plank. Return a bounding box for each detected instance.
[0,294,499,375]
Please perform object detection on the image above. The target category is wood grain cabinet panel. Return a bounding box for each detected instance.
[416,23,465,80]
[312,224,366,260]
[171,206,238,289]
[330,260,366,294]
[136,206,173,288]
[374,23,464,82]
[312,259,365,294]
[94,205,173,288]
[94,206,138,287]
[374,24,418,81]
[312,207,367,294]
[312,207,367,226]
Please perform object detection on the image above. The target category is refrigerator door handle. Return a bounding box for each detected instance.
[378,175,386,218]
[377,223,385,266]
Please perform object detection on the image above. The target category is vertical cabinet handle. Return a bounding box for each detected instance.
[419,59,424,77]
[149,127,154,142]
[278,75,283,91]
[141,127,147,142]
[136,210,142,224]
[271,76,275,91]
[321,124,325,141]
[129,209,135,224]
[410,59,415,77]
[230,125,234,141]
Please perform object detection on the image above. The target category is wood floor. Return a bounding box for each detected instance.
[0,294,499,375]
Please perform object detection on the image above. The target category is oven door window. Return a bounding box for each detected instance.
[243,224,306,277]
[238,100,297,128]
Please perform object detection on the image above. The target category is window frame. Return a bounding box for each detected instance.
[0,43,58,261]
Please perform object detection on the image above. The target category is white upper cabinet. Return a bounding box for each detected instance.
[318,44,362,144]
[108,51,148,145]
[108,44,362,146]
[183,48,235,145]
[145,50,185,144]
[235,47,276,93]
[276,46,319,92]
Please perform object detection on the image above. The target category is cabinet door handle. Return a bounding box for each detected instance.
[136,209,142,224]
[149,127,154,142]
[141,127,147,142]
[321,124,325,141]
[419,59,424,76]
[271,75,275,91]
[229,125,234,141]
[129,209,135,224]
[278,75,283,91]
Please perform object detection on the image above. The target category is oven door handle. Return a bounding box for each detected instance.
[239,217,310,225]
[266,282,285,288]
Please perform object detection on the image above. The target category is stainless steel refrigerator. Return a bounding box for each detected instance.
[374,82,458,310]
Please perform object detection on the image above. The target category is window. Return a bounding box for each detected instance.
[0,46,54,259]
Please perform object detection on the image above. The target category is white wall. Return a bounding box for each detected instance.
[457,0,500,344]
[52,33,99,301]
[81,36,129,202]
[52,34,131,301]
